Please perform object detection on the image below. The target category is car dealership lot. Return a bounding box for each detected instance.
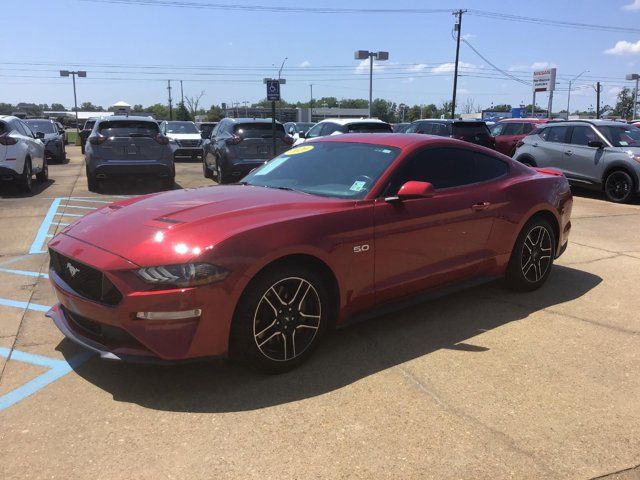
[0,146,639,479]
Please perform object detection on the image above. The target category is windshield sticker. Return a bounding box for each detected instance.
[350,180,367,192]
[286,145,314,155]
[619,141,629,146]
[255,157,288,175]
[374,148,393,154]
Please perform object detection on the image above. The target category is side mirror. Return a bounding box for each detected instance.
[390,181,436,202]
[588,140,604,149]
[288,127,295,134]
[35,131,45,140]
[298,131,306,139]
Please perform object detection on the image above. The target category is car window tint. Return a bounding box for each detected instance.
[0,122,6,135]
[388,148,472,192]
[25,121,56,134]
[405,123,419,133]
[569,126,598,146]
[14,121,29,136]
[234,123,285,138]
[473,151,509,182]
[320,123,341,136]
[490,123,505,136]
[546,126,570,143]
[98,120,159,137]
[346,122,392,133]
[84,120,96,130]
[452,123,490,136]
[305,123,324,138]
[522,123,534,134]
[503,123,525,135]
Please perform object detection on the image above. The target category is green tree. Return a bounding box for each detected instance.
[612,87,635,119]
[492,104,512,112]
[77,102,103,112]
[371,99,397,122]
[50,103,66,111]
[175,101,191,121]
[133,104,144,112]
[143,103,169,120]
[0,103,14,115]
[205,104,224,121]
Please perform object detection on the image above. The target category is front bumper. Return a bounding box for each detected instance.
[173,147,203,159]
[47,234,236,361]
[44,142,61,158]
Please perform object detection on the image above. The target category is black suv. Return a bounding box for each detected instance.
[406,119,496,149]
[203,118,293,183]
[24,119,66,163]
[79,117,98,154]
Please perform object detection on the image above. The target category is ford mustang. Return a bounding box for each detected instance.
[46,134,572,372]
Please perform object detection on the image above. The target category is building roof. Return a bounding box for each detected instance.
[111,101,131,108]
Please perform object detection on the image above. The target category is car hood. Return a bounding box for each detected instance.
[166,133,201,140]
[60,185,348,266]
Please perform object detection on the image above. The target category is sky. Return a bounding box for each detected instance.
[3,0,640,113]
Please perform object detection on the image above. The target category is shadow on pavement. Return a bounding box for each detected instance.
[570,186,640,205]
[93,178,184,195]
[0,179,55,198]
[61,265,602,413]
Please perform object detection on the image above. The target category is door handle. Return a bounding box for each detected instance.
[564,150,573,156]
[471,202,491,211]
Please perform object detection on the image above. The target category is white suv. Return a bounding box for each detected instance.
[0,115,47,192]
[297,118,392,145]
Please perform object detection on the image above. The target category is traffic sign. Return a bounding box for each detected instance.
[266,80,280,101]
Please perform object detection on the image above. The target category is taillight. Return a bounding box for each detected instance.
[225,135,241,145]
[154,134,169,145]
[283,134,294,145]
[0,133,17,145]
[89,134,107,145]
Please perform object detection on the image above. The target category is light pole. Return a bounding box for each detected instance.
[59,70,86,136]
[626,73,640,120]
[354,50,389,118]
[566,70,588,120]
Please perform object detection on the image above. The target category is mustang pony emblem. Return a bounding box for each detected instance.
[66,262,80,277]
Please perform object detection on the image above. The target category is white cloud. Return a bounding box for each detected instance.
[299,60,311,68]
[623,0,640,10]
[407,63,428,72]
[509,62,557,71]
[227,41,233,46]
[462,33,476,40]
[605,40,640,55]
[458,88,471,95]
[402,77,415,84]
[431,61,476,73]
[608,86,623,96]
[354,59,394,73]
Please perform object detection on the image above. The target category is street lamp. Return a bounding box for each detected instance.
[566,70,588,120]
[60,70,87,135]
[626,73,640,120]
[354,50,389,118]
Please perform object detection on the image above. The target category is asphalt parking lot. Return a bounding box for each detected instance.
[0,146,639,479]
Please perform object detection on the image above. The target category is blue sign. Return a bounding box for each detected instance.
[266,80,280,101]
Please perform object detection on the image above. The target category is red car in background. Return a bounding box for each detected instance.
[47,134,572,372]
[490,118,550,156]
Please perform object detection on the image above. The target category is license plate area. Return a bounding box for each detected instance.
[258,145,270,155]
[126,145,138,155]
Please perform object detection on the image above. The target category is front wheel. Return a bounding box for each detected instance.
[604,170,634,203]
[203,157,213,179]
[506,218,556,292]
[19,158,33,193]
[229,264,331,373]
[36,158,48,183]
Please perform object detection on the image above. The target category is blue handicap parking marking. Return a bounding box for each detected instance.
[0,347,94,411]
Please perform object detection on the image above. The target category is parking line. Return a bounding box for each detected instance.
[29,198,62,254]
[54,212,83,217]
[0,268,48,279]
[0,298,50,312]
[60,205,98,210]
[0,348,94,411]
[67,198,113,203]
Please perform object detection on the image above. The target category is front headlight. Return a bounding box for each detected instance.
[136,263,228,288]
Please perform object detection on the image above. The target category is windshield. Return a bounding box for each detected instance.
[24,120,56,134]
[83,120,96,130]
[98,120,159,137]
[242,142,400,199]
[165,121,199,134]
[234,123,285,138]
[452,123,490,136]
[295,123,315,132]
[597,125,640,147]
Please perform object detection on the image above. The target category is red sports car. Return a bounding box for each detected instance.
[47,134,572,372]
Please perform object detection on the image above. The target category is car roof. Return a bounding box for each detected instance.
[547,119,626,127]
[0,115,19,121]
[411,119,487,125]
[98,115,156,122]
[24,118,55,122]
[317,118,389,125]
[223,117,283,124]
[308,132,484,149]
[498,118,548,123]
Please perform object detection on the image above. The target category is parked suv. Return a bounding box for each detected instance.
[0,115,47,192]
[160,120,203,160]
[85,116,174,192]
[203,118,293,183]
[490,118,549,156]
[514,119,640,203]
[196,121,217,140]
[406,119,496,149]
[24,119,66,163]
[299,118,392,144]
[79,117,98,154]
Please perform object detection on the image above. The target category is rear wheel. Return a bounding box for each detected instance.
[203,157,213,179]
[506,218,556,292]
[86,167,99,192]
[604,170,634,203]
[215,155,232,184]
[18,158,33,193]
[163,176,175,190]
[229,264,330,373]
[36,158,48,183]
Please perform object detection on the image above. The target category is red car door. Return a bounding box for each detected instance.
[373,147,501,304]
[493,122,529,156]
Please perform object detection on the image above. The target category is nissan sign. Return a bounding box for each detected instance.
[533,68,557,92]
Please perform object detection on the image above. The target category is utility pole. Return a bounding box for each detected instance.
[596,82,601,119]
[566,70,588,120]
[355,50,389,118]
[309,84,314,122]
[451,9,466,119]
[59,70,87,135]
[167,80,173,120]
[626,73,639,120]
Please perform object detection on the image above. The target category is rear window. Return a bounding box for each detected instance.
[24,120,56,134]
[234,123,285,138]
[345,122,392,133]
[83,120,95,130]
[452,123,490,136]
[98,120,159,137]
[0,122,5,135]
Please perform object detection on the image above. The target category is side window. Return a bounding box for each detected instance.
[306,123,324,138]
[405,123,418,134]
[211,122,220,138]
[490,123,505,136]
[569,126,598,146]
[522,123,534,134]
[473,151,509,183]
[14,121,29,137]
[503,123,525,135]
[320,123,341,136]
[546,126,570,143]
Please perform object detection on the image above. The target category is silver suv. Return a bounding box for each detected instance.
[514,120,640,203]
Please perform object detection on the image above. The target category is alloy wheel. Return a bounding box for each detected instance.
[253,277,321,362]
[521,225,553,283]
[605,172,631,202]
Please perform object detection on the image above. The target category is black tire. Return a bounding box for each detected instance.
[36,158,48,183]
[604,170,634,203]
[229,263,331,373]
[81,143,85,155]
[163,176,175,190]
[506,217,556,292]
[19,158,33,193]
[86,167,99,192]
[215,155,232,184]
[203,158,213,179]
[516,156,535,167]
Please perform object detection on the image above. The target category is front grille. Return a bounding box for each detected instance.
[63,306,139,346]
[49,249,122,305]
[177,139,201,147]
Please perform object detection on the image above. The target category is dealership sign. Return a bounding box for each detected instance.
[533,68,557,92]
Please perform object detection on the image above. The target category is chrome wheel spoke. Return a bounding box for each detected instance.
[521,225,553,283]
[258,331,281,348]
[269,286,287,306]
